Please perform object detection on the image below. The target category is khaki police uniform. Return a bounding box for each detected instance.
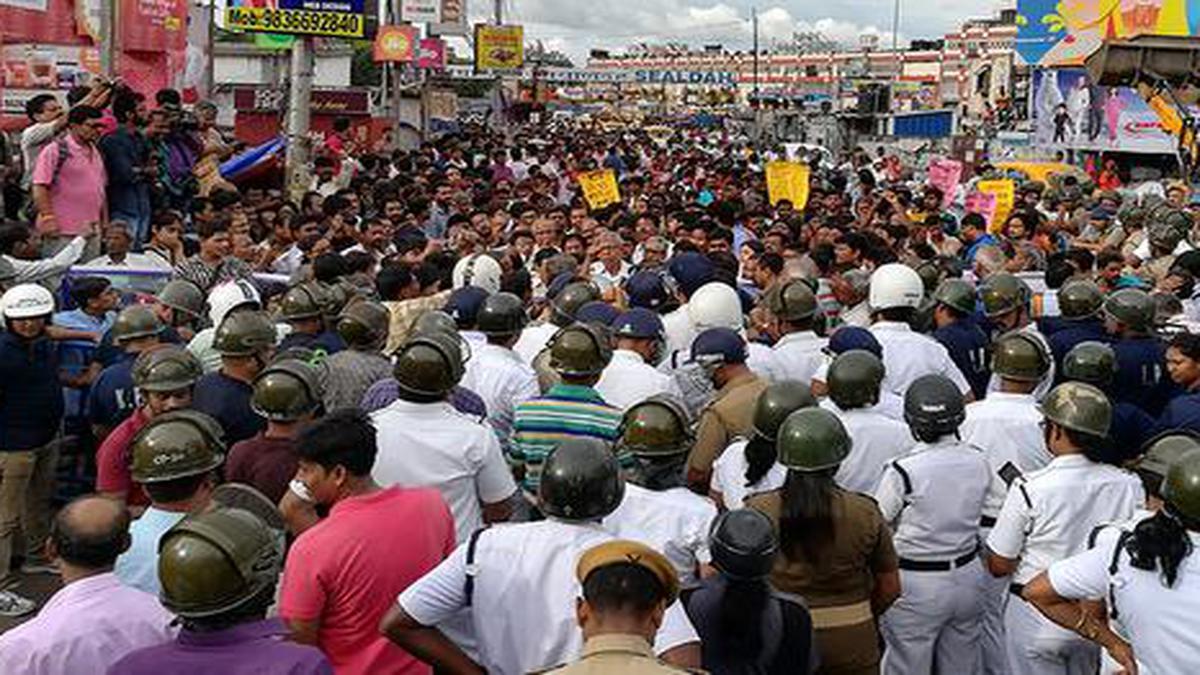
[544,634,691,675]
[686,372,768,482]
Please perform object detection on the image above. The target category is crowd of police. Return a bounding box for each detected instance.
[0,120,1197,675]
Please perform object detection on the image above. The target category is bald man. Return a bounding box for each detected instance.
[0,496,175,674]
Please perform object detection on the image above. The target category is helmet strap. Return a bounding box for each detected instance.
[633,455,687,491]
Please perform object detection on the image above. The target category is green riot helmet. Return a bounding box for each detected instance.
[112,305,165,344]
[335,300,390,350]
[278,283,325,322]
[776,408,851,472]
[1103,288,1156,334]
[1062,341,1118,387]
[1040,382,1112,438]
[251,360,323,422]
[157,506,284,619]
[1149,209,1193,251]
[904,374,966,439]
[915,261,945,296]
[1117,203,1146,230]
[752,381,817,442]
[130,410,226,484]
[991,331,1050,382]
[133,345,203,392]
[979,273,1030,319]
[551,282,602,327]
[1058,281,1105,320]
[828,350,885,410]
[321,281,358,321]
[538,437,625,521]
[213,310,277,357]
[1161,448,1200,522]
[393,333,464,401]
[618,396,692,457]
[933,278,977,316]
[548,323,613,378]
[477,292,528,338]
[158,280,206,324]
[1134,432,1200,497]
[409,310,459,339]
[765,279,817,322]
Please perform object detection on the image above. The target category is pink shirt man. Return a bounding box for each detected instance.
[32,132,108,236]
[0,572,175,674]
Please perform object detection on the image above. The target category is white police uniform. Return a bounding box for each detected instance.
[960,390,1051,675]
[602,483,718,588]
[875,438,992,675]
[826,402,915,495]
[396,519,699,675]
[767,330,827,388]
[709,438,786,510]
[514,322,560,365]
[461,342,541,454]
[870,321,972,398]
[662,306,694,357]
[370,399,517,544]
[986,455,1144,675]
[986,325,1056,401]
[595,349,683,411]
[658,343,774,419]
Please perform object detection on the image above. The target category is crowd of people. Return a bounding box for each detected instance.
[0,82,1196,675]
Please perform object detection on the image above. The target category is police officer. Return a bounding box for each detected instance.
[868,263,972,399]
[711,380,815,510]
[383,438,700,674]
[444,285,491,348]
[596,308,682,411]
[321,300,393,411]
[461,291,540,453]
[193,310,277,445]
[986,382,1145,675]
[1045,280,1107,372]
[765,279,827,389]
[515,281,601,364]
[110,506,332,673]
[89,304,166,440]
[931,278,990,400]
[154,279,206,342]
[187,279,264,373]
[875,374,991,675]
[1103,288,1171,416]
[604,396,718,588]
[1061,341,1155,457]
[1023,449,1200,675]
[277,282,346,356]
[825,350,914,494]
[980,272,1056,400]
[661,252,716,356]
[684,327,769,494]
[115,410,226,595]
[746,408,900,675]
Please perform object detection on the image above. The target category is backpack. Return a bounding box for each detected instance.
[23,137,71,223]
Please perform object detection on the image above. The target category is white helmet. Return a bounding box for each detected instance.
[452,254,503,294]
[868,263,924,311]
[1,283,55,319]
[687,282,743,332]
[207,279,261,327]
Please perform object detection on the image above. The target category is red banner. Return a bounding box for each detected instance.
[120,0,186,53]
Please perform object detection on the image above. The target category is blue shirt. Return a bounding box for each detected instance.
[964,233,999,262]
[53,309,114,418]
[1156,391,1200,437]
[193,371,265,445]
[87,353,138,431]
[114,506,187,595]
[934,319,991,400]
[1047,320,1109,373]
[278,330,345,358]
[0,333,64,450]
[1112,403,1155,462]
[1111,337,1172,417]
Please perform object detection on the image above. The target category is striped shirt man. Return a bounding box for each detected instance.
[511,383,625,494]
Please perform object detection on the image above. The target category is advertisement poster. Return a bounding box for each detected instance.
[401,0,439,23]
[475,24,523,72]
[578,169,621,210]
[227,0,374,38]
[1,44,101,114]
[765,161,811,209]
[122,0,187,52]
[1031,67,1194,154]
[891,80,940,112]
[417,38,445,69]
[373,25,417,62]
[927,158,963,208]
[0,0,47,11]
[1015,0,1200,67]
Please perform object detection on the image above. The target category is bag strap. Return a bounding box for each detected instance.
[463,526,490,607]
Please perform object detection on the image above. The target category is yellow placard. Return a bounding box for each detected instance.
[225,7,365,38]
[977,179,1016,233]
[475,24,524,71]
[578,169,621,211]
[765,161,810,209]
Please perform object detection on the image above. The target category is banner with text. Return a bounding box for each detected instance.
[227,0,375,38]
[578,169,620,210]
[475,24,523,72]
[765,161,811,209]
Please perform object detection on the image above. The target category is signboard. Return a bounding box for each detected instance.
[1,44,101,114]
[233,87,371,115]
[1015,0,1200,67]
[765,161,811,209]
[927,158,962,209]
[417,38,445,69]
[374,24,417,62]
[121,0,187,52]
[226,0,374,38]
[578,169,621,210]
[430,0,465,35]
[976,179,1016,232]
[475,24,523,72]
[401,0,439,23]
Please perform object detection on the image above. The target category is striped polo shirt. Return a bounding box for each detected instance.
[511,383,625,493]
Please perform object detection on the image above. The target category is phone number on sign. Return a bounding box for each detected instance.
[226,7,364,37]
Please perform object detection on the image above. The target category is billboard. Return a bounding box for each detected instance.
[401,0,439,23]
[373,24,417,62]
[1016,0,1200,67]
[475,24,523,72]
[226,0,375,38]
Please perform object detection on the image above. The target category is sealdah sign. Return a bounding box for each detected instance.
[634,70,738,85]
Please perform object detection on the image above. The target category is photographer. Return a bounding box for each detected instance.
[100,89,152,249]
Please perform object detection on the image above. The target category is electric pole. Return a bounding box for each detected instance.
[891,0,900,51]
[752,7,760,143]
[284,37,315,202]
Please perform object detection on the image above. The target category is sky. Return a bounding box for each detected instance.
[465,0,1008,63]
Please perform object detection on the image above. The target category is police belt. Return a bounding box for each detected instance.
[980,515,997,528]
[1009,583,1026,598]
[897,546,979,572]
[808,600,873,630]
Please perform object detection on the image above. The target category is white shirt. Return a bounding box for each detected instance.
[1049,520,1199,675]
[840,301,871,328]
[986,323,1056,401]
[513,322,560,366]
[662,306,694,357]
[595,349,683,411]
[875,439,991,559]
[828,403,915,494]
[271,245,305,276]
[710,438,786,510]
[461,342,541,452]
[371,399,516,544]
[870,321,971,397]
[397,519,698,675]
[603,483,718,588]
[961,392,1051,518]
[768,330,827,387]
[987,454,1144,584]
[84,252,171,269]
[3,236,86,286]
[589,260,632,290]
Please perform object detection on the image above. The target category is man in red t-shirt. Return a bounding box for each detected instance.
[279,409,455,675]
[95,345,202,510]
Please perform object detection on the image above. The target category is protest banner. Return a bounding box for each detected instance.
[976,179,1016,232]
[578,169,620,210]
[927,158,962,209]
[765,161,810,209]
